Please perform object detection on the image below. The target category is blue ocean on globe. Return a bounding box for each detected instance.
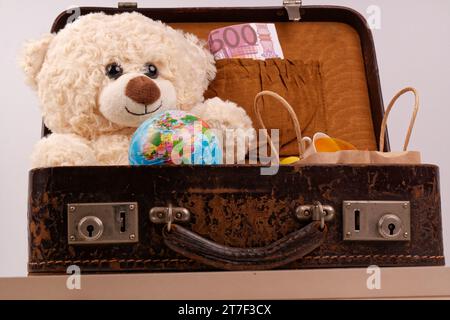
[129,110,223,165]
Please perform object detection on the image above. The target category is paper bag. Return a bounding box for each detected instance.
[254,87,421,165]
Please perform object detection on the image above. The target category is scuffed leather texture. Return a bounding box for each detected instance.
[28,165,445,274]
[163,222,327,271]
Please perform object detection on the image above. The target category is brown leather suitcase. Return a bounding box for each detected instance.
[28,2,445,274]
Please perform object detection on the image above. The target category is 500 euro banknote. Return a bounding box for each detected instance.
[208,23,284,60]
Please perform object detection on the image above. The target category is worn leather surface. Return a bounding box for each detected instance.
[163,222,327,271]
[28,165,445,274]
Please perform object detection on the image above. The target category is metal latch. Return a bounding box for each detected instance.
[67,202,139,245]
[343,201,411,241]
[283,0,302,21]
[118,2,138,9]
[296,202,336,229]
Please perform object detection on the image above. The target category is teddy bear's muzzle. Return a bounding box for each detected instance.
[125,75,161,105]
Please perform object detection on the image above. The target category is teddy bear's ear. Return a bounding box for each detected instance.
[19,33,55,89]
[183,32,217,83]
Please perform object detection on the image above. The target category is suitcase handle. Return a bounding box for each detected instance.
[162,221,327,271]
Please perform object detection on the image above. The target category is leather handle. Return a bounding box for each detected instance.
[163,222,327,271]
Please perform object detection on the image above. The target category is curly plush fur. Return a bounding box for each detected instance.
[21,12,254,167]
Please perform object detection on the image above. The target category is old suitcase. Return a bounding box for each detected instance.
[28,2,445,274]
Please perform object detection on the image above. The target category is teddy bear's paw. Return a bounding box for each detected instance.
[91,135,131,166]
[31,134,98,168]
[191,98,254,132]
[191,98,257,162]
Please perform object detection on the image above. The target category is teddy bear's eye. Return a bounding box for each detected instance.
[144,63,158,79]
[105,63,123,80]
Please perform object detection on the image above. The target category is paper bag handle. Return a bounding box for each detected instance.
[254,91,306,161]
[254,87,420,158]
[379,87,420,152]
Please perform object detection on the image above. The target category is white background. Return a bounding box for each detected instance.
[0,0,449,277]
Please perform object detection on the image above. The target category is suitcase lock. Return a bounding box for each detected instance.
[67,202,139,245]
[343,201,411,241]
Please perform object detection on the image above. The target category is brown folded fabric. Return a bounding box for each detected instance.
[205,58,327,156]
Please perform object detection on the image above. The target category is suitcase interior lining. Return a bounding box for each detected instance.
[171,22,378,153]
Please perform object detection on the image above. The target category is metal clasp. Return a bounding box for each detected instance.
[67,202,139,245]
[149,205,191,231]
[296,201,335,229]
[343,201,411,241]
[283,0,302,21]
[118,2,138,9]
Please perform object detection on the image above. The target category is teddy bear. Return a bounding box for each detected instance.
[21,12,254,167]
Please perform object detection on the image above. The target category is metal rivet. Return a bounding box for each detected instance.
[129,204,135,210]
[69,235,76,241]
[403,203,409,209]
[157,212,164,219]
[303,210,311,217]
[129,234,136,240]
[175,212,182,219]
[69,206,76,212]
[404,232,409,238]
[346,232,351,237]
[346,202,351,207]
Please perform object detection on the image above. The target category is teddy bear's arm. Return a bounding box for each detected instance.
[190,97,254,132]
[91,134,131,166]
[190,97,256,161]
[31,133,98,168]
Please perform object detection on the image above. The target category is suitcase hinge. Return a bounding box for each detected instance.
[118,2,138,9]
[283,0,302,21]
[150,205,191,229]
[296,202,335,229]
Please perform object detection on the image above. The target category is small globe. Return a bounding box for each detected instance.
[129,110,222,165]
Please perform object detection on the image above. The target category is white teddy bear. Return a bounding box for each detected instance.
[21,12,254,167]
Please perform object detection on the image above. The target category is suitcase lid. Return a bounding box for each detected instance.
[49,3,389,153]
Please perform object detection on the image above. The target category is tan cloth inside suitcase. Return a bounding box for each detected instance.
[171,22,377,155]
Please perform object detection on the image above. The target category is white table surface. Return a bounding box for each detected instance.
[1,267,449,300]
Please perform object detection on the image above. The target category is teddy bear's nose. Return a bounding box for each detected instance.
[125,76,161,105]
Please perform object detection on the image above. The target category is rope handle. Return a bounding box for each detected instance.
[254,91,306,161]
[379,87,420,152]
